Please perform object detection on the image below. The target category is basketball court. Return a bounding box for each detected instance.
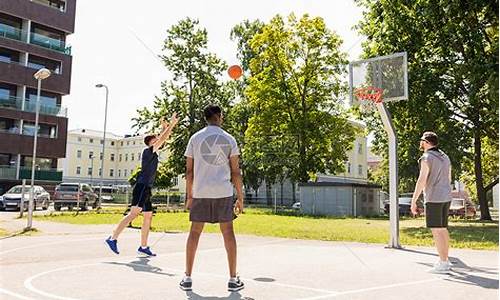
[0,219,498,300]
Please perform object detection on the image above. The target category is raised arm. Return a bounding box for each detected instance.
[152,113,179,153]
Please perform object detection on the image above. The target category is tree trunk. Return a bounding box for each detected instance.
[292,181,296,202]
[280,181,284,205]
[474,127,491,220]
[265,181,272,206]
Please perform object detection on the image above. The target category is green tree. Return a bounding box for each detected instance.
[132,18,233,185]
[356,0,498,219]
[245,14,355,186]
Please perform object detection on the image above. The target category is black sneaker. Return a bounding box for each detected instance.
[228,276,244,292]
[179,276,192,291]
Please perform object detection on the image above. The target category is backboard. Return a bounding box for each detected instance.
[349,52,408,108]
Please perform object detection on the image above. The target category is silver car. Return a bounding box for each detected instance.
[0,185,50,211]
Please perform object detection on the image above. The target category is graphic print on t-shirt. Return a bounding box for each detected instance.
[200,134,232,166]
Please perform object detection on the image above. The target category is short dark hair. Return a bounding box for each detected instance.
[144,134,156,146]
[204,104,222,121]
[421,131,438,146]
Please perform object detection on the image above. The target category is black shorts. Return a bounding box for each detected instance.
[425,201,451,228]
[131,183,152,212]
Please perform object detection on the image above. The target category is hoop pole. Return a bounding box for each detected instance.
[376,102,401,248]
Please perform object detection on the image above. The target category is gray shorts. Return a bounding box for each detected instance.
[189,197,234,224]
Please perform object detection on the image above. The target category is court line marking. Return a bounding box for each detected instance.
[0,288,39,300]
[23,253,340,300]
[297,278,441,300]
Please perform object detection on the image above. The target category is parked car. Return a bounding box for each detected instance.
[449,198,476,218]
[384,193,424,216]
[0,185,50,211]
[292,202,301,210]
[53,183,98,211]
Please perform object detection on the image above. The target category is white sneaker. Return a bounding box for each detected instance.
[429,260,452,274]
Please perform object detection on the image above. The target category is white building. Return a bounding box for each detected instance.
[58,129,184,191]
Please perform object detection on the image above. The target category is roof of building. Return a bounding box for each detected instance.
[68,129,143,141]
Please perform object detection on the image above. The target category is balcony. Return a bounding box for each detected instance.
[30,32,71,55]
[0,24,71,55]
[19,167,63,181]
[0,96,67,117]
[31,0,66,12]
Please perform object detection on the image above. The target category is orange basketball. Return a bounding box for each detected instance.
[228,65,243,80]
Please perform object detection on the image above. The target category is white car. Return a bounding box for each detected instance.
[292,202,301,209]
[0,185,50,211]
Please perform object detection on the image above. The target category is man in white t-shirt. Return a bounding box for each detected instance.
[179,105,245,293]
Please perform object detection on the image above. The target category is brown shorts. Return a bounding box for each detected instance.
[189,197,234,224]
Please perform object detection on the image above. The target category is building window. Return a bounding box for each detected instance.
[110,153,115,161]
[131,153,134,161]
[358,142,363,155]
[118,169,121,177]
[347,162,351,174]
[111,141,115,146]
[99,152,103,160]
[22,122,57,138]
[358,164,363,176]
[87,167,92,176]
[173,177,178,186]
[77,150,82,158]
[120,141,123,146]
[124,169,128,177]
[109,169,114,177]
[127,141,130,146]
[98,168,102,176]
[88,151,93,159]
[77,137,82,142]
[133,141,136,145]
[76,166,81,175]
[125,154,128,161]
[119,154,122,162]
[138,153,141,160]
[130,169,133,175]
[89,138,93,143]
[100,139,104,144]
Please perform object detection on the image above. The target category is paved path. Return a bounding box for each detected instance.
[0,211,498,300]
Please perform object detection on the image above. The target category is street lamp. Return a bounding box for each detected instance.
[27,68,51,230]
[89,154,94,187]
[95,83,109,209]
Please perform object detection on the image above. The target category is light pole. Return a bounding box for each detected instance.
[27,68,51,230]
[95,83,108,209]
[89,154,94,187]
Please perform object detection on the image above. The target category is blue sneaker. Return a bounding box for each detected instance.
[137,246,156,257]
[105,237,119,254]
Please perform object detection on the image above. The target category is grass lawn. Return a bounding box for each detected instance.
[36,208,498,250]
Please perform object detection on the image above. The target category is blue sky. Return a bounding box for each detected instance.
[66,0,364,135]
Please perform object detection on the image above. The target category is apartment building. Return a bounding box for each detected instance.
[0,0,76,193]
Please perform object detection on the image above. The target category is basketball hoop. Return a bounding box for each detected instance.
[354,86,384,104]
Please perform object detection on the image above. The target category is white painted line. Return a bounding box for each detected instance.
[297,278,441,300]
[0,287,39,300]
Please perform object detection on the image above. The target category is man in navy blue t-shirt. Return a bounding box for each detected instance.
[106,114,178,256]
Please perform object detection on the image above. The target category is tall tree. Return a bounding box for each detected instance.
[356,0,498,219]
[246,14,355,184]
[132,18,232,183]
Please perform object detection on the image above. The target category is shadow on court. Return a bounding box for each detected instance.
[185,291,254,300]
[104,257,175,276]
